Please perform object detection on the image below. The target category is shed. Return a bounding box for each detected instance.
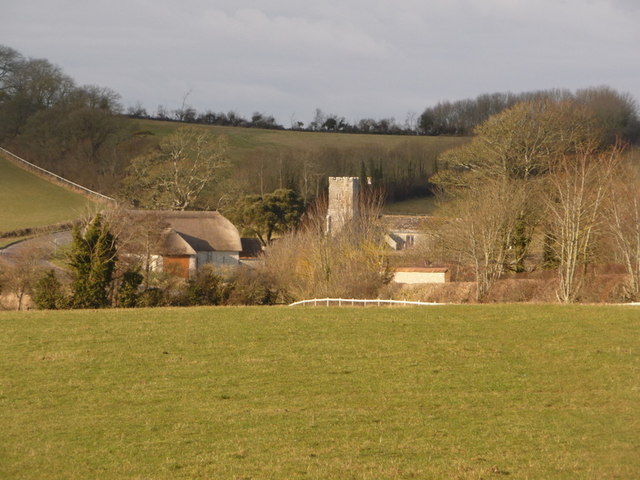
[393,267,450,284]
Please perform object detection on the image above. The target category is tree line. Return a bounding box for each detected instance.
[425,98,640,303]
[419,88,640,143]
[128,88,640,142]
[0,45,147,192]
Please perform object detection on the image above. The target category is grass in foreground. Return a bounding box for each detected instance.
[0,155,96,233]
[1,305,639,479]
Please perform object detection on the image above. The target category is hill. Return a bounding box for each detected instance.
[134,119,466,162]
[0,153,97,235]
[132,120,469,203]
[1,305,638,479]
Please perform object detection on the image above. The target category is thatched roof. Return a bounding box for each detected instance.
[126,210,242,255]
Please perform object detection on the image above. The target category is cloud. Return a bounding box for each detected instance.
[3,0,640,124]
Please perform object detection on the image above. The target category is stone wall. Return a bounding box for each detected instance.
[326,177,359,235]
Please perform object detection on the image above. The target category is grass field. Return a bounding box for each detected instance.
[1,305,638,479]
[0,154,97,233]
[133,120,466,164]
[382,195,439,215]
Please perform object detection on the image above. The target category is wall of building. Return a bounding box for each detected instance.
[326,176,359,235]
[196,251,240,268]
[393,269,450,284]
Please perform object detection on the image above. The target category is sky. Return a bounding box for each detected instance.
[4,0,640,126]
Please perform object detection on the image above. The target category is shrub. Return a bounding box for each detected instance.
[32,270,67,309]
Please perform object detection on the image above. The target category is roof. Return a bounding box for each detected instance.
[395,267,449,273]
[126,210,242,255]
[381,215,429,233]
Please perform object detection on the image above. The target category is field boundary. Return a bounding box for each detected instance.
[0,146,116,204]
[289,298,445,307]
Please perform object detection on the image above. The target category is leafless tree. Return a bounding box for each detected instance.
[122,127,229,210]
[606,160,640,300]
[544,144,621,302]
[263,189,391,299]
[0,240,47,310]
[427,179,529,301]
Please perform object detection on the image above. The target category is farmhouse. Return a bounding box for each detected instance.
[127,210,242,279]
[381,214,429,250]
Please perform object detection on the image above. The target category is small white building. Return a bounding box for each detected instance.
[393,267,450,284]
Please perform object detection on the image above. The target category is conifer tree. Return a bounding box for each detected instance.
[32,269,66,309]
[69,214,117,308]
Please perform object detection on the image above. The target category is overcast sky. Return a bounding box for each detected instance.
[4,0,640,126]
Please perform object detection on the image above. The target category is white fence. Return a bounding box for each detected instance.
[0,146,116,203]
[289,298,444,307]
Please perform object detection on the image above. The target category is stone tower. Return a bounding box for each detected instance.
[326,177,360,235]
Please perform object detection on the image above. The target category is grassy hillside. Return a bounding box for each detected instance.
[132,120,468,203]
[134,120,465,163]
[1,305,638,479]
[382,195,439,215]
[0,154,97,234]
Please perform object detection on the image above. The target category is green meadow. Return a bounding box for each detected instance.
[382,195,439,215]
[1,305,638,479]
[133,120,465,164]
[0,154,97,233]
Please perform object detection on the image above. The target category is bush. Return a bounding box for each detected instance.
[226,267,291,305]
[117,270,143,308]
[32,270,67,309]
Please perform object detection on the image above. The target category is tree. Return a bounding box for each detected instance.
[575,86,640,144]
[116,270,143,308]
[122,127,229,210]
[0,241,46,310]
[419,87,640,142]
[107,209,169,289]
[230,188,306,246]
[427,179,529,301]
[68,214,118,308]
[435,100,601,185]
[32,270,66,309]
[605,159,640,300]
[430,99,608,300]
[262,191,391,300]
[544,145,621,302]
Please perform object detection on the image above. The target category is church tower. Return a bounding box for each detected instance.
[326,177,360,235]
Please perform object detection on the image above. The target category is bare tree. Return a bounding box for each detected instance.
[0,240,47,310]
[427,179,529,301]
[122,127,229,210]
[544,144,621,302]
[607,161,640,300]
[263,190,391,299]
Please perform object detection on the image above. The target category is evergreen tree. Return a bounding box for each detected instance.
[117,270,143,308]
[32,269,66,309]
[69,214,117,308]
